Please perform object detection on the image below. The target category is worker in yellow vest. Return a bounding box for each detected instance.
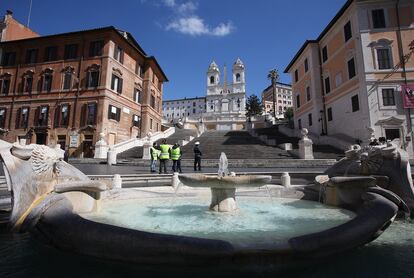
[150,142,160,173]
[158,139,170,174]
[171,142,182,173]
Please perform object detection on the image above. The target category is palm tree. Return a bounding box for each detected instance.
[267,69,279,120]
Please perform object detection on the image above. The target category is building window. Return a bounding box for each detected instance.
[42,71,53,92]
[64,44,78,60]
[44,46,58,62]
[63,70,73,90]
[324,77,331,94]
[294,70,298,82]
[80,103,97,126]
[136,62,144,78]
[327,107,333,121]
[344,21,352,42]
[54,104,70,127]
[111,74,123,93]
[335,72,342,87]
[132,114,141,127]
[351,95,359,112]
[134,88,142,103]
[113,45,124,64]
[89,40,104,57]
[304,58,309,72]
[236,73,241,82]
[150,118,153,130]
[22,74,33,94]
[108,104,121,122]
[382,88,395,106]
[377,48,392,70]
[0,76,11,95]
[298,119,302,129]
[372,9,386,29]
[308,113,313,126]
[210,76,215,84]
[150,95,156,109]
[87,65,100,88]
[322,46,328,62]
[25,49,38,64]
[35,106,49,127]
[296,95,301,108]
[347,58,356,79]
[2,52,16,66]
[0,108,6,128]
[192,108,196,113]
[306,86,311,101]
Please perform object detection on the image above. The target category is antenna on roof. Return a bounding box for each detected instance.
[27,0,33,27]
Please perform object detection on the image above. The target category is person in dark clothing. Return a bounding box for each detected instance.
[193,141,202,171]
[369,139,380,146]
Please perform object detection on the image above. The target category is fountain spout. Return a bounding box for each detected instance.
[218,152,230,178]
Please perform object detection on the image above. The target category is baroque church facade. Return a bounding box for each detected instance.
[162,58,247,131]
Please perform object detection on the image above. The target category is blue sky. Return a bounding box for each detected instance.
[1,0,346,100]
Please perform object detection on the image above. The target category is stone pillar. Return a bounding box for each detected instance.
[112,174,122,189]
[210,188,237,212]
[281,172,291,187]
[107,148,117,165]
[94,133,109,159]
[142,142,152,160]
[298,128,314,159]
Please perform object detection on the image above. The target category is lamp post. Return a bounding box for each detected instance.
[268,69,279,120]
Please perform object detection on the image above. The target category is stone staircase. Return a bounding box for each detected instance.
[179,130,294,159]
[118,128,198,159]
[253,125,344,160]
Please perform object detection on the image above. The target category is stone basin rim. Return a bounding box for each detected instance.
[178,173,272,188]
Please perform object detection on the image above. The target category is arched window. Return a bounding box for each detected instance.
[236,73,241,82]
[210,76,215,84]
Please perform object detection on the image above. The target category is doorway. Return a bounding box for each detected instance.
[385,129,400,141]
[82,135,94,158]
[35,132,47,145]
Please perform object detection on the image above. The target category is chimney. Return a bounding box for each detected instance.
[5,10,13,20]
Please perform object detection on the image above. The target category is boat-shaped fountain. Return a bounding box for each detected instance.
[0,139,412,267]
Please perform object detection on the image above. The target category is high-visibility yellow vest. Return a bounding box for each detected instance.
[171,147,181,160]
[159,144,170,160]
[150,147,159,160]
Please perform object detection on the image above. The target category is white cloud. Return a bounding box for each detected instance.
[166,16,234,37]
[162,0,196,13]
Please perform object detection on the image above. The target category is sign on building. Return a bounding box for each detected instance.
[402,84,414,108]
[69,134,79,147]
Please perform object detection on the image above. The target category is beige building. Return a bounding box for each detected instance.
[0,12,167,157]
[261,82,293,118]
[285,0,414,156]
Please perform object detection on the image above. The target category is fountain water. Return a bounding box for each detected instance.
[179,152,272,212]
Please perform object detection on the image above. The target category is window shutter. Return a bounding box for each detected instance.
[116,107,121,122]
[89,42,94,57]
[93,103,97,125]
[80,104,87,126]
[66,104,71,127]
[15,108,21,129]
[118,78,123,93]
[120,51,124,64]
[34,107,39,126]
[54,105,60,128]
[45,105,50,125]
[108,105,112,120]
[25,107,30,129]
[111,75,115,90]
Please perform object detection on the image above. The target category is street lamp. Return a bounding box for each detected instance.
[268,69,279,120]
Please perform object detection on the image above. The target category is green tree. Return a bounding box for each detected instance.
[246,94,263,118]
[284,107,294,120]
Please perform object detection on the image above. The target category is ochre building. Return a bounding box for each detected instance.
[285,0,414,156]
[0,12,167,157]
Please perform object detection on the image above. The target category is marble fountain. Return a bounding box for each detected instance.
[0,139,413,268]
